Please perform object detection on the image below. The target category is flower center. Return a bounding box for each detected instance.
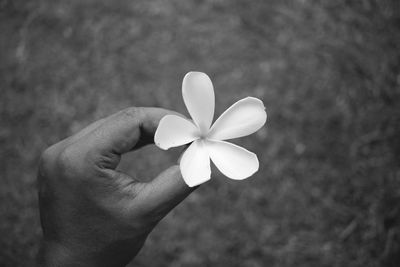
[197,128,210,140]
[198,133,207,140]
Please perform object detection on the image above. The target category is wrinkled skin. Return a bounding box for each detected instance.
[38,107,196,267]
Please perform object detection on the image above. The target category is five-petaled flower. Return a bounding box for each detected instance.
[155,72,267,187]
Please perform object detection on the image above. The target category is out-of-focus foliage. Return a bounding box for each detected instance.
[1,0,399,266]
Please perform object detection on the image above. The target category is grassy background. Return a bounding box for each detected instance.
[1,0,400,266]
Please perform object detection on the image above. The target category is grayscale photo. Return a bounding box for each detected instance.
[1,0,399,266]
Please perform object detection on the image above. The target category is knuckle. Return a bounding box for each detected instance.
[38,146,58,177]
[121,107,145,124]
[56,145,80,177]
[39,140,94,184]
[122,106,138,116]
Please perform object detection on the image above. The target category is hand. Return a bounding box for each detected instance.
[38,107,195,267]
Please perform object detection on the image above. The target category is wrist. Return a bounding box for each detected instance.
[39,241,102,267]
[39,239,140,267]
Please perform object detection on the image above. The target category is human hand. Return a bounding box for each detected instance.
[38,107,195,267]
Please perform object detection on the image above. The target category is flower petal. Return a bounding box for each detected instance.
[208,97,267,141]
[205,140,259,180]
[182,72,215,134]
[155,115,200,150]
[180,140,211,187]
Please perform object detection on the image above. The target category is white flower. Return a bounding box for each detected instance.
[154,72,267,187]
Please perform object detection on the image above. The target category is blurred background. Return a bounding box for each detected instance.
[1,0,400,266]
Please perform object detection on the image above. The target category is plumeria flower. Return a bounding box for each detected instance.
[154,72,267,187]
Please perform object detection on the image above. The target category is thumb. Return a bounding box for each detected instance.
[136,165,197,217]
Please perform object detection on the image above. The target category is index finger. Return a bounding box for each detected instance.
[88,107,181,155]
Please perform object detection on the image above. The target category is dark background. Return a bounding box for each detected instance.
[1,0,400,266]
